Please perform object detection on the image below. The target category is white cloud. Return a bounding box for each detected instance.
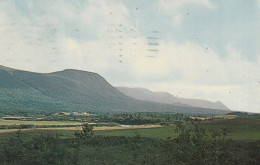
[171,13,183,28]
[157,0,215,27]
[158,0,215,12]
[114,41,260,112]
[0,0,134,71]
[0,0,259,113]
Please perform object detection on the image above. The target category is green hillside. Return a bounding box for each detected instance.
[0,65,230,115]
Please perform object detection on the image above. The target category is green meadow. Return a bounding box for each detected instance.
[200,118,260,140]
[0,117,259,164]
[0,119,82,126]
[96,126,178,139]
[96,118,260,140]
[0,118,259,141]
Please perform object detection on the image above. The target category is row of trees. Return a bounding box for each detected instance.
[100,113,185,125]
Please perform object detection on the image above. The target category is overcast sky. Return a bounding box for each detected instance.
[0,0,259,113]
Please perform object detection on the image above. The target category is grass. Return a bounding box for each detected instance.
[0,125,164,141]
[95,126,177,139]
[0,119,82,126]
[95,118,260,140]
[200,118,260,140]
[0,124,162,133]
[0,118,259,141]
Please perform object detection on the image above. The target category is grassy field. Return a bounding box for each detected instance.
[96,126,177,139]
[0,118,259,141]
[0,119,83,126]
[0,124,162,133]
[95,118,260,140]
[199,118,260,140]
[0,125,163,141]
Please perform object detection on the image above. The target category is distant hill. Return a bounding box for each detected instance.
[0,65,230,115]
[116,87,179,105]
[176,98,229,111]
[117,87,230,111]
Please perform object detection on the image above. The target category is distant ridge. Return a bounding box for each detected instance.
[0,65,230,115]
[116,87,230,111]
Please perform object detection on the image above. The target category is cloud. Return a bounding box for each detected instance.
[0,0,259,113]
[143,41,260,112]
[156,0,215,28]
[105,38,260,112]
[171,13,184,28]
[0,0,133,71]
[157,0,215,12]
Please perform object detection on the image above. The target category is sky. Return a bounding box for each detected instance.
[0,0,259,113]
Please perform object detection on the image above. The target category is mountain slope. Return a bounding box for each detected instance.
[0,65,230,115]
[117,87,230,111]
[115,87,179,105]
[176,98,230,110]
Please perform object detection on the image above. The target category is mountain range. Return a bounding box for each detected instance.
[0,65,230,115]
[116,87,229,111]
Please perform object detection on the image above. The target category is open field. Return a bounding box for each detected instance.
[0,125,164,142]
[0,119,83,126]
[200,118,260,140]
[96,126,177,139]
[0,124,161,132]
[94,118,260,140]
[190,115,238,120]
[0,118,259,141]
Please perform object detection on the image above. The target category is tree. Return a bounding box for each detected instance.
[81,123,94,137]
[74,123,94,139]
[221,127,229,141]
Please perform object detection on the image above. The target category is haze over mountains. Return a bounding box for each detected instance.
[117,87,230,111]
[0,65,230,115]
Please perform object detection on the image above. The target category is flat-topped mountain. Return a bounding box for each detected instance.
[117,87,229,111]
[0,65,230,115]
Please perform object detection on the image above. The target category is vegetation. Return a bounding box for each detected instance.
[200,118,260,140]
[1,112,259,140]
[0,113,188,131]
[0,123,259,165]
[0,111,259,164]
[226,111,260,119]
[100,113,185,125]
